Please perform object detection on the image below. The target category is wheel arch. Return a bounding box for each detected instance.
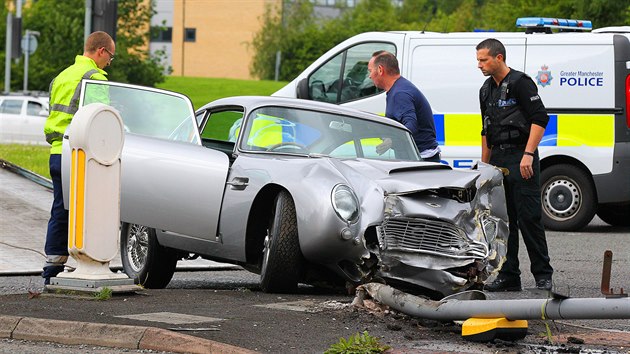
[244,183,289,268]
[540,155,598,202]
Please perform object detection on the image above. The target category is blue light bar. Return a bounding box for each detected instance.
[516,17,592,31]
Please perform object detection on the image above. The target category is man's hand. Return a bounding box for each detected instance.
[520,154,534,179]
[376,138,392,155]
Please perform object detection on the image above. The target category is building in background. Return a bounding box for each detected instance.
[150,0,173,74]
[150,0,356,80]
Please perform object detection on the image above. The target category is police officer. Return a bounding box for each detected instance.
[42,31,115,285]
[476,38,553,292]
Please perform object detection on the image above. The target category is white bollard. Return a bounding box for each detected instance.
[56,103,128,282]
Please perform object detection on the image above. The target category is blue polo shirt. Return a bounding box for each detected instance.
[386,77,439,156]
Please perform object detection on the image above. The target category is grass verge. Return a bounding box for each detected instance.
[0,144,50,179]
[157,76,288,109]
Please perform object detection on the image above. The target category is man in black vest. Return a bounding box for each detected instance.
[477,38,553,292]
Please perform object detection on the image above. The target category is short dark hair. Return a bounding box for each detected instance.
[372,50,400,75]
[476,38,506,62]
[85,31,114,53]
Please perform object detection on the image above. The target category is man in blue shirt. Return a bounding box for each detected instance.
[367,50,440,162]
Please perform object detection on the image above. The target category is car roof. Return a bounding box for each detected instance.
[0,93,49,103]
[197,96,407,130]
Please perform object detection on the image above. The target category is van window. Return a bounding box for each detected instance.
[308,42,396,104]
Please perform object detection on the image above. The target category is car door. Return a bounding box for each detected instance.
[0,98,26,142]
[24,99,48,144]
[62,80,230,241]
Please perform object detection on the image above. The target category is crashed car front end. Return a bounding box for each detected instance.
[369,163,509,296]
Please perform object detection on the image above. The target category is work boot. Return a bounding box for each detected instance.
[535,278,553,291]
[42,265,64,286]
[484,276,522,292]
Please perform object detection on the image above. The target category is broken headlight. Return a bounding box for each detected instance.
[331,184,359,224]
[480,213,500,243]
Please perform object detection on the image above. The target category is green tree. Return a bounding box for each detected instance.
[251,0,630,81]
[14,0,165,92]
[250,0,324,81]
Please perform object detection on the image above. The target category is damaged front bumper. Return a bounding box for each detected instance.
[373,163,509,296]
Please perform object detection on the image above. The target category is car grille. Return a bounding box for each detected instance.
[377,217,488,259]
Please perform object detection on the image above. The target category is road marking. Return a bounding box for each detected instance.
[255,299,350,313]
[115,311,224,325]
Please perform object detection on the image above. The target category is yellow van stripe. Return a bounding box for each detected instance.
[557,114,614,147]
[437,113,613,147]
[443,114,482,146]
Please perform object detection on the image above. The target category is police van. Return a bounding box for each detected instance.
[273,17,630,231]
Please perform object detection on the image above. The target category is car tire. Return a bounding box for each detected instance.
[596,204,630,227]
[541,164,596,231]
[260,190,303,293]
[120,223,178,288]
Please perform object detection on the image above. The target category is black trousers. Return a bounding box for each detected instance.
[490,148,553,281]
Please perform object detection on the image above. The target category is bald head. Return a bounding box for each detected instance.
[83,31,115,69]
[84,31,114,54]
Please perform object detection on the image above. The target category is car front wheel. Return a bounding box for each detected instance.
[540,164,596,231]
[260,190,303,293]
[120,223,178,288]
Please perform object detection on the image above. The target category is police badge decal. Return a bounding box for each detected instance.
[536,65,553,87]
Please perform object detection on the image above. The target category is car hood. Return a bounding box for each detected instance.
[332,158,480,194]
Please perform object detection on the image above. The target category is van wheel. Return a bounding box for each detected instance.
[120,223,178,288]
[596,204,630,226]
[541,165,596,231]
[260,191,303,293]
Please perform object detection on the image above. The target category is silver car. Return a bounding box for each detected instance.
[63,80,508,296]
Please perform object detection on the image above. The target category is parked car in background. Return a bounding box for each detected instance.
[62,80,509,297]
[0,94,49,145]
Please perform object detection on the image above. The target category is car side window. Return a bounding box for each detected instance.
[307,42,396,104]
[199,109,244,158]
[201,110,244,142]
[0,99,23,115]
[27,101,44,116]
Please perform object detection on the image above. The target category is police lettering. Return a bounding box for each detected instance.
[559,77,603,86]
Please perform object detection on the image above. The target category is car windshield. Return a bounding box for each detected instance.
[238,106,420,161]
[81,81,199,144]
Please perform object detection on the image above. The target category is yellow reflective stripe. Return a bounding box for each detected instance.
[362,137,382,146]
[557,114,614,147]
[69,149,76,249]
[443,114,481,146]
[69,149,86,250]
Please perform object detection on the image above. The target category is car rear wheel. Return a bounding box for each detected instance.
[120,223,178,288]
[596,204,630,227]
[541,164,596,231]
[260,191,303,293]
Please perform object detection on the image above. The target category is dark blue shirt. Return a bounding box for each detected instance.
[386,77,438,154]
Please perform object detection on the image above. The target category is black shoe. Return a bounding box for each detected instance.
[535,278,553,291]
[484,277,522,292]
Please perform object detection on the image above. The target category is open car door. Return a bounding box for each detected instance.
[61,80,229,241]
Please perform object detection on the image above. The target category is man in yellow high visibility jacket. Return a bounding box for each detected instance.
[42,31,115,285]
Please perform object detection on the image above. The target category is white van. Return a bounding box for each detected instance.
[273,18,630,231]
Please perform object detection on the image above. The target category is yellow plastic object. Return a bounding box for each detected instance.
[462,317,528,342]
